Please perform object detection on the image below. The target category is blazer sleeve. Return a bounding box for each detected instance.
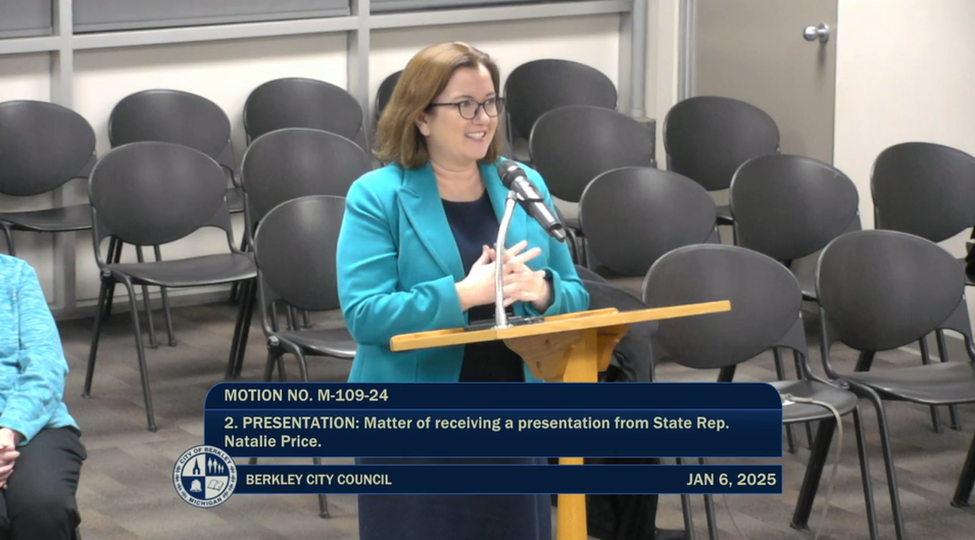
[522,166,590,317]
[337,179,466,348]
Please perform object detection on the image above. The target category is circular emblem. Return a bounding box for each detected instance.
[173,445,237,508]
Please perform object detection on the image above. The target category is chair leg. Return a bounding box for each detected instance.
[134,247,159,350]
[793,350,816,449]
[103,238,123,320]
[864,389,907,540]
[951,428,975,508]
[675,458,697,540]
[121,279,158,432]
[232,281,257,379]
[790,416,836,530]
[153,245,177,347]
[854,350,875,372]
[83,277,111,398]
[934,330,962,430]
[698,458,718,540]
[225,280,256,380]
[916,337,945,433]
[773,348,797,454]
[314,456,331,518]
[853,405,880,540]
[263,349,280,382]
[0,222,14,255]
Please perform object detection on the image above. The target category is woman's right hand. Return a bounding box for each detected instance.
[456,241,542,312]
[456,245,497,311]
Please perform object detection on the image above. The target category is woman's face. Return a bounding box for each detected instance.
[416,64,499,168]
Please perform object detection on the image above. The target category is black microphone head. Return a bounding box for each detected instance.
[498,161,525,189]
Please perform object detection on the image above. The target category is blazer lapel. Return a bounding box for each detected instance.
[482,161,529,252]
[398,164,466,282]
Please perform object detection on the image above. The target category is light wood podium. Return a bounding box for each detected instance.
[389,300,731,540]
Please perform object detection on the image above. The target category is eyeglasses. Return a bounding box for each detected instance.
[428,97,505,120]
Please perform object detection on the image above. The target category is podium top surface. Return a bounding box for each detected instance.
[389,300,730,352]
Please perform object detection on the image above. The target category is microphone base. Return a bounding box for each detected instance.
[463,315,546,332]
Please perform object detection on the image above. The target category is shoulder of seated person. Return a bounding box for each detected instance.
[0,254,28,278]
[350,163,409,194]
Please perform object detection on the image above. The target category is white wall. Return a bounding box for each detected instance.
[0,17,623,310]
[833,0,975,319]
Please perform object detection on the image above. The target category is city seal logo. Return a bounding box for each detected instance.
[174,445,237,508]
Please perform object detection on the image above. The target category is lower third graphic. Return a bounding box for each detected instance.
[174,445,237,507]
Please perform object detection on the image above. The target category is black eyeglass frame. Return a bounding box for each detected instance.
[427,97,505,120]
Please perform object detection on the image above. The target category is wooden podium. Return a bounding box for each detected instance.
[389,300,731,540]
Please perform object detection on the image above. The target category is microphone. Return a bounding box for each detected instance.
[497,161,567,242]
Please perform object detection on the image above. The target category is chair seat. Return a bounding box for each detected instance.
[0,204,92,232]
[227,186,245,214]
[769,379,859,424]
[108,253,255,287]
[844,361,975,405]
[276,327,357,359]
[716,203,733,225]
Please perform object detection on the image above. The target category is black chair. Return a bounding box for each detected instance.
[816,230,975,539]
[504,59,616,163]
[227,127,370,361]
[109,89,242,346]
[376,70,402,121]
[871,142,975,433]
[530,106,655,266]
[253,195,356,519]
[110,89,240,209]
[244,78,368,153]
[84,142,257,432]
[729,154,862,450]
[644,244,878,540]
[239,128,371,240]
[579,167,717,283]
[0,100,96,256]
[730,154,860,300]
[663,96,779,225]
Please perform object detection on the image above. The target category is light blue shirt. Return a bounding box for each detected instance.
[0,254,78,445]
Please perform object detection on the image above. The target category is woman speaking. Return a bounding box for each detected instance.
[336,42,588,540]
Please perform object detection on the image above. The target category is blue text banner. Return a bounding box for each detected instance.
[230,464,784,495]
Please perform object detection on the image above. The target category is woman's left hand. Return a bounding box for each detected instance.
[491,241,552,311]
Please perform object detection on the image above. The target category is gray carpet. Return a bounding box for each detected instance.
[56,297,975,540]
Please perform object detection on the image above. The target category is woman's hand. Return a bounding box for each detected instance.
[495,241,552,312]
[455,245,498,312]
[0,428,22,489]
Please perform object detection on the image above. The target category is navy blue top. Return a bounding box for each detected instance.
[442,190,524,382]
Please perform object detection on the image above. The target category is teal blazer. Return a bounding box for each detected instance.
[336,158,589,383]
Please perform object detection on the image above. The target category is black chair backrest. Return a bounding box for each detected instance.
[89,142,233,262]
[376,70,403,120]
[580,167,717,277]
[504,59,617,143]
[0,100,96,196]
[244,77,367,152]
[731,154,860,262]
[816,229,973,352]
[240,128,371,228]
[664,96,779,192]
[529,105,654,202]
[871,142,975,243]
[254,195,345,312]
[109,89,236,174]
[643,244,807,370]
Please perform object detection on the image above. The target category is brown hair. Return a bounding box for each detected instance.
[375,42,503,169]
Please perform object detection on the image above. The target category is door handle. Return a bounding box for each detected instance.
[803,23,830,43]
